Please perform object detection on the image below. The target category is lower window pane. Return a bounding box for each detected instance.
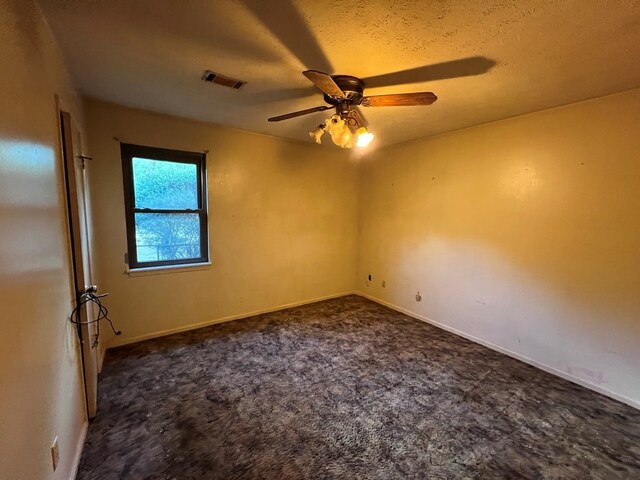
[135,213,201,263]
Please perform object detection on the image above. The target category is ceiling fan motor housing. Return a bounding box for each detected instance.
[324,75,365,105]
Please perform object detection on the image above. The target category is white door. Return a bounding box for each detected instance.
[60,110,99,418]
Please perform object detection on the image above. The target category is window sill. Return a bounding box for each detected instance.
[126,262,211,277]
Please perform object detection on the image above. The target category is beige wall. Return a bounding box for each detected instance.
[358,88,640,407]
[0,0,88,479]
[85,100,358,346]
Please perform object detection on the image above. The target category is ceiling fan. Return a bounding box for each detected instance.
[267,70,438,148]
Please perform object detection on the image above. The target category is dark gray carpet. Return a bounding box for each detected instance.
[78,295,640,479]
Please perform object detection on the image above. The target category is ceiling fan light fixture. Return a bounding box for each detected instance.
[323,114,355,148]
[309,117,375,148]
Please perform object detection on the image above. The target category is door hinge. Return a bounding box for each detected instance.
[76,154,92,170]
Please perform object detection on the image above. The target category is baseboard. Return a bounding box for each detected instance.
[70,420,88,480]
[107,291,357,349]
[356,291,640,410]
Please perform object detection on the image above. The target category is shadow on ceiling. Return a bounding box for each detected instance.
[239,0,496,102]
[362,57,497,89]
[239,0,333,73]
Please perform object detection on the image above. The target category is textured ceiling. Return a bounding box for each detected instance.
[38,0,640,147]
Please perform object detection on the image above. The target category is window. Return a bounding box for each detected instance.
[121,143,208,269]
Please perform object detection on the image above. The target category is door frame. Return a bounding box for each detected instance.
[57,99,99,418]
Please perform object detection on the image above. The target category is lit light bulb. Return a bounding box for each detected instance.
[356,127,375,147]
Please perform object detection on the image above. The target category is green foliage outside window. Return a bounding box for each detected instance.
[132,158,202,262]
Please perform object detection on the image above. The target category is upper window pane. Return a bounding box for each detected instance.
[132,157,198,210]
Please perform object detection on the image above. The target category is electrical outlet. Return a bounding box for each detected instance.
[381,280,386,288]
[415,292,422,302]
[51,436,59,471]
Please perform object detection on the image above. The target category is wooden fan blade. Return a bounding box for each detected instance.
[303,70,346,98]
[362,92,438,107]
[268,105,332,122]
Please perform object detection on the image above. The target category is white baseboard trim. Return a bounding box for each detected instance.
[107,291,357,349]
[356,291,639,410]
[70,420,88,480]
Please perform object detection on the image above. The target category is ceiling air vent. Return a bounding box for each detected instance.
[202,70,246,90]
